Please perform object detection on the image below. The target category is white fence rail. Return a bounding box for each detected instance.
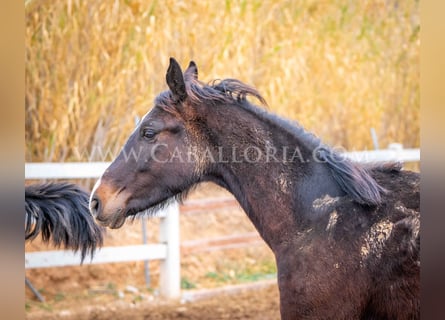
[25,146,419,298]
[25,147,420,180]
[26,244,167,268]
[25,173,181,298]
[25,161,110,179]
[346,146,420,163]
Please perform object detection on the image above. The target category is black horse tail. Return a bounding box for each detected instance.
[25,182,104,262]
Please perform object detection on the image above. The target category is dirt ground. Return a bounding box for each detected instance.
[26,282,280,320]
[25,183,280,319]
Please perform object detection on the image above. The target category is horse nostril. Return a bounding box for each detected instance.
[89,196,101,217]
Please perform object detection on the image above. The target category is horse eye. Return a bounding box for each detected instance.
[141,128,157,140]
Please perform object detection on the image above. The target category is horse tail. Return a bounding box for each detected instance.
[25,182,104,262]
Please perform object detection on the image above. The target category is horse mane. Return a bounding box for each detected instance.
[314,147,388,206]
[204,79,267,106]
[206,79,389,207]
[267,115,389,207]
[158,75,390,207]
[25,182,104,262]
[156,77,267,111]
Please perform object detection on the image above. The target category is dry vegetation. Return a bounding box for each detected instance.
[25,0,419,162]
[25,1,419,314]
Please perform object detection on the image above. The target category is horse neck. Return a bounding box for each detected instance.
[202,103,343,250]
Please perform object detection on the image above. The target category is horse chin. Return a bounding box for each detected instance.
[108,214,127,229]
[128,196,174,217]
[96,210,127,229]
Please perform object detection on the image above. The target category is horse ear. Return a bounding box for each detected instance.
[184,61,198,81]
[166,57,187,103]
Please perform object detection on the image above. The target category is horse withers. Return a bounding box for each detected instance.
[89,58,419,319]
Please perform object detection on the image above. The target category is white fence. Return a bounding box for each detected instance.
[25,146,419,298]
[25,168,181,298]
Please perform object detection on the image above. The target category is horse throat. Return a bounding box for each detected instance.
[204,141,342,251]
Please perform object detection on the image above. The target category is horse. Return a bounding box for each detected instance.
[26,182,103,262]
[89,58,420,319]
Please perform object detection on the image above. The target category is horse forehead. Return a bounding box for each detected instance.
[133,109,163,134]
[141,106,180,124]
[141,110,151,121]
[140,108,159,123]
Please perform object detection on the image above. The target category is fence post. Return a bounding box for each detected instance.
[158,201,181,299]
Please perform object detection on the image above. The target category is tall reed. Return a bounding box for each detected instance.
[25,0,419,162]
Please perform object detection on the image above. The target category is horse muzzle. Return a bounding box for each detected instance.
[89,178,129,229]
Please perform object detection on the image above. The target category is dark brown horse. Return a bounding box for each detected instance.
[90,58,419,319]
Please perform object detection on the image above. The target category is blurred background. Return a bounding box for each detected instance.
[25,0,419,163]
[25,1,419,317]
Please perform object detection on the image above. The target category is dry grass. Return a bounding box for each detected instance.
[25,0,419,162]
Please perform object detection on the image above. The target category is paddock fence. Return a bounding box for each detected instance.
[25,145,420,299]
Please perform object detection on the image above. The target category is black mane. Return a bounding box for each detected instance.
[156,78,266,111]
[158,76,391,207]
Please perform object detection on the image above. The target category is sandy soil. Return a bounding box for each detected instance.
[26,281,280,320]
